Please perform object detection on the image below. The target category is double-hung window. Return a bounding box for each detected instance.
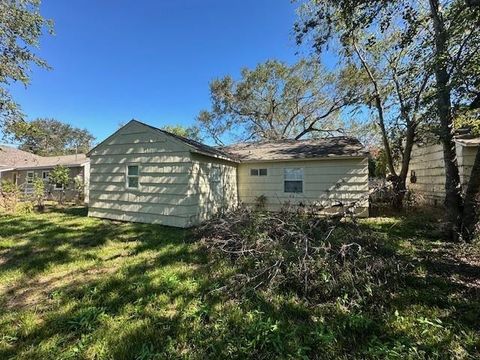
[126,165,139,189]
[42,171,49,181]
[26,171,34,184]
[284,168,303,193]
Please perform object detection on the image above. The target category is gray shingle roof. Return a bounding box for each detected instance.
[14,153,88,169]
[220,137,368,162]
[0,145,87,171]
[0,145,41,168]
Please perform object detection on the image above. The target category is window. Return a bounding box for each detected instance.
[54,182,64,190]
[210,166,221,183]
[42,171,49,181]
[284,168,303,193]
[126,165,139,189]
[250,168,268,176]
[26,171,34,184]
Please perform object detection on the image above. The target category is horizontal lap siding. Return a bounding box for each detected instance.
[408,144,448,203]
[190,154,238,224]
[237,158,368,216]
[407,143,478,205]
[88,122,196,228]
[460,146,479,186]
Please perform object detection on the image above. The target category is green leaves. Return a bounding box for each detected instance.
[4,118,95,156]
[0,0,53,127]
[197,59,350,144]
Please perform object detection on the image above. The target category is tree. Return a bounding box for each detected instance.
[0,0,53,129]
[0,179,20,212]
[49,165,70,204]
[295,3,432,208]
[4,118,95,155]
[162,124,203,142]
[294,0,480,239]
[197,59,353,145]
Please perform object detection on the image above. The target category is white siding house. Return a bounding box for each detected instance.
[223,139,369,216]
[88,120,370,227]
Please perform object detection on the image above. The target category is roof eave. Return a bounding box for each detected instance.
[236,154,369,163]
[190,149,240,163]
[12,163,87,171]
[454,139,480,147]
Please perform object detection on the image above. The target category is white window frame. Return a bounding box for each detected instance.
[284,168,304,193]
[250,168,268,176]
[54,182,64,190]
[26,171,34,184]
[42,171,49,181]
[126,164,140,189]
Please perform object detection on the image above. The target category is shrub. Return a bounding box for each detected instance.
[74,175,85,204]
[0,180,20,213]
[32,176,46,211]
[197,205,404,308]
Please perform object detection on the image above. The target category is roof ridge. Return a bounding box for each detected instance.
[130,119,236,161]
[221,136,361,148]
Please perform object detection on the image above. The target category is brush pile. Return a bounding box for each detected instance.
[197,204,406,305]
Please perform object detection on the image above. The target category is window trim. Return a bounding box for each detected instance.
[250,168,268,176]
[126,164,140,190]
[42,171,49,181]
[26,171,34,184]
[283,167,304,194]
[54,182,64,190]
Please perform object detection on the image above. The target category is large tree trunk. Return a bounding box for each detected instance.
[462,147,480,241]
[429,0,464,240]
[391,124,417,209]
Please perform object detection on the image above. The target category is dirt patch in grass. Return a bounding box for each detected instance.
[1,265,119,310]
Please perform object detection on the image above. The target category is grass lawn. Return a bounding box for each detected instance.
[0,207,479,359]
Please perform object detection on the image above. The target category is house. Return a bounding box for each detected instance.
[407,136,480,205]
[87,120,369,227]
[0,145,90,202]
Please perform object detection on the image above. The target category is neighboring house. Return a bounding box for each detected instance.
[407,136,480,205]
[0,145,90,202]
[88,120,369,228]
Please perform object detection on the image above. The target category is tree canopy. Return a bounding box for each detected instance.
[5,118,95,156]
[162,124,202,142]
[197,59,354,145]
[0,0,53,128]
[294,0,480,239]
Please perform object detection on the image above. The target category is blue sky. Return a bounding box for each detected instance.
[8,0,312,145]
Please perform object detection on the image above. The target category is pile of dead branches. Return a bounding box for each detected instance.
[197,204,405,305]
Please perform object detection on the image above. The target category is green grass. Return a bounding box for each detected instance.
[0,207,479,359]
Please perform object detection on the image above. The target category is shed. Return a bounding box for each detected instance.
[407,137,480,205]
[87,120,239,227]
